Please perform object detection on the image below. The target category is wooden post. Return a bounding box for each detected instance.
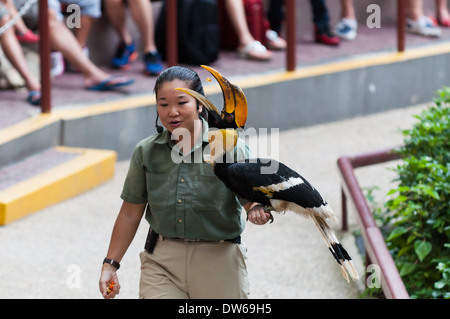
[39,0,51,113]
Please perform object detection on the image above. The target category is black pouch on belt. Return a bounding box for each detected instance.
[144,227,159,254]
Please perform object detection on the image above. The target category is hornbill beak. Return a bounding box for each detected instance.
[175,65,248,129]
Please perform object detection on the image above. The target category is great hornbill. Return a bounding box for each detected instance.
[207,129,360,283]
[178,66,359,283]
[176,65,248,129]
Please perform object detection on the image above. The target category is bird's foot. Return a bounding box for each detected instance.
[261,205,275,223]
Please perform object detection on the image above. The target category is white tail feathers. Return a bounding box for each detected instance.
[311,215,359,283]
[268,200,359,282]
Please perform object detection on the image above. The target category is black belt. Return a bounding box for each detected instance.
[160,235,241,244]
[144,228,241,253]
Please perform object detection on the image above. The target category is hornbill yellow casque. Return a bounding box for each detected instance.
[176,65,248,129]
[178,67,359,283]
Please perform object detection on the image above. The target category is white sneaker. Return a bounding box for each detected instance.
[406,16,441,37]
[50,51,65,77]
[335,18,358,40]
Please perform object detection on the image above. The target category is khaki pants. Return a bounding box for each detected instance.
[139,237,249,299]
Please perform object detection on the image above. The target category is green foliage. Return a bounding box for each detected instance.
[377,87,450,299]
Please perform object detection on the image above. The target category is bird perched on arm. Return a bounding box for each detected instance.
[178,66,359,283]
[207,129,360,283]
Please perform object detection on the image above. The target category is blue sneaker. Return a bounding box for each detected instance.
[111,41,138,69]
[144,51,164,76]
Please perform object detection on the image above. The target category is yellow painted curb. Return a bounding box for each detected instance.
[0,146,117,225]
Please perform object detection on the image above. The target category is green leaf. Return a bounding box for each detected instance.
[387,226,408,241]
[400,263,416,276]
[414,240,432,262]
[434,281,446,289]
[424,188,440,200]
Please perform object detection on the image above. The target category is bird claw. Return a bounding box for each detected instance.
[264,207,275,223]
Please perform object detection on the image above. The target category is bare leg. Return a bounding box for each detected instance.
[0,15,40,92]
[408,0,423,20]
[75,15,94,48]
[340,0,355,19]
[3,0,32,36]
[223,0,254,48]
[127,0,157,53]
[103,0,133,45]
[47,9,130,87]
[223,0,271,60]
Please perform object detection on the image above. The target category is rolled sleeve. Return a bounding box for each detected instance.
[120,144,148,204]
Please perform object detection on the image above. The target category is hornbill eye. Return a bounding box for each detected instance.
[175,65,248,129]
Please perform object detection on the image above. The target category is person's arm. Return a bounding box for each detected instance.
[99,201,146,299]
[244,202,271,225]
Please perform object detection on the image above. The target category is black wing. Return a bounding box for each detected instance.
[223,158,327,209]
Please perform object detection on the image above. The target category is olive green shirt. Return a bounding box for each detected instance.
[120,118,250,240]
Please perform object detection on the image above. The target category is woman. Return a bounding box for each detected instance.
[99,66,270,299]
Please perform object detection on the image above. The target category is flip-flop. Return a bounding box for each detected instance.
[27,91,41,106]
[85,76,135,91]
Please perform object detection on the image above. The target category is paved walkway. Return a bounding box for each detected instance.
[0,102,429,298]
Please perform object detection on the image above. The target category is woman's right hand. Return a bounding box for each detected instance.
[99,264,121,299]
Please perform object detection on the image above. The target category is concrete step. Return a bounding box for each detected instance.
[0,146,116,225]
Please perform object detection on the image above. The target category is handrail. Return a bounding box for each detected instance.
[337,148,409,299]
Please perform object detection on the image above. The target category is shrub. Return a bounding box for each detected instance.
[378,87,449,299]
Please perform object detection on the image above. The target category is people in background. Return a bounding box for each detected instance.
[102,0,164,76]
[407,0,442,37]
[3,0,134,106]
[0,0,41,105]
[220,0,274,61]
[335,0,357,41]
[266,0,339,46]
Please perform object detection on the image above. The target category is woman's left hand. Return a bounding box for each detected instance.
[246,204,271,225]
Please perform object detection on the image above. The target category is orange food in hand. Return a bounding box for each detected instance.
[107,281,115,294]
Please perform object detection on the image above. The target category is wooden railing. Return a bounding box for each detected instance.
[337,148,409,299]
[38,0,407,113]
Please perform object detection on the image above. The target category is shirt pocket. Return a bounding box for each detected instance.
[146,173,171,210]
[192,174,227,211]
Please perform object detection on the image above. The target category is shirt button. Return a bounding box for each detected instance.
[178,219,183,223]
[178,199,182,203]
[180,178,185,183]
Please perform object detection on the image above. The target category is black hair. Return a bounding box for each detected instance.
[154,66,208,120]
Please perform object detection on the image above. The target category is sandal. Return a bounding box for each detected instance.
[85,76,135,91]
[27,91,41,106]
[237,40,272,61]
[266,30,287,50]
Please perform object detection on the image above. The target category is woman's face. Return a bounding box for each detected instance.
[156,79,202,135]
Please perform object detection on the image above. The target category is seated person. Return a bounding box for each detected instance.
[11,0,134,95]
[0,1,41,105]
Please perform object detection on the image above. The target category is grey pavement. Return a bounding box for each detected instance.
[0,103,429,299]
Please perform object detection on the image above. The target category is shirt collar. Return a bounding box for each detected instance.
[154,117,210,150]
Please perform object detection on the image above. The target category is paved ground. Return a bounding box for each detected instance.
[0,102,430,299]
